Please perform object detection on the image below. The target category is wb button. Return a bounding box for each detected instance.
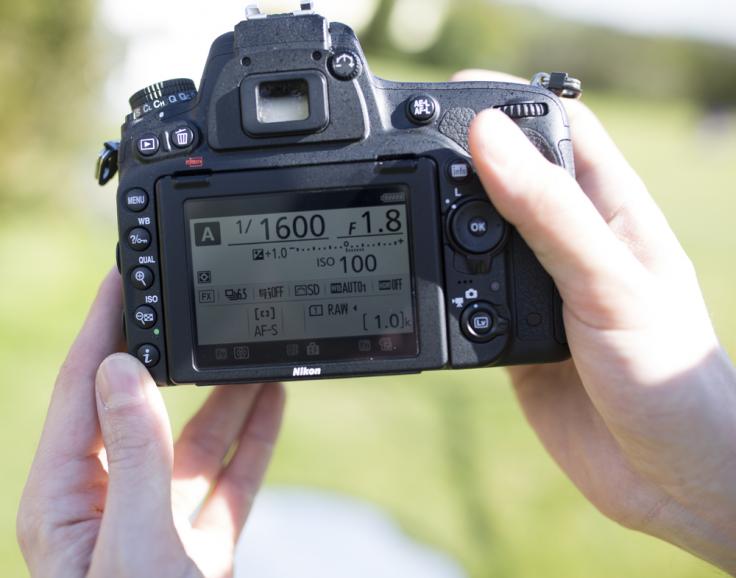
[194,222,221,246]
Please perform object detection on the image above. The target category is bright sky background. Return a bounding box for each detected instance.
[100,0,736,112]
[503,0,736,46]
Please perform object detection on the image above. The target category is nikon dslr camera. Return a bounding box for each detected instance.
[97,2,580,386]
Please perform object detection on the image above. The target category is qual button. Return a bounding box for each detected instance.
[130,267,154,290]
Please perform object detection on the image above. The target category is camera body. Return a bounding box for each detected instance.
[105,6,574,386]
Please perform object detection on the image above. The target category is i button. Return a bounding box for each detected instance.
[137,344,160,368]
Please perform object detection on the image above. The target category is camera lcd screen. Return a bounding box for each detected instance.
[185,188,418,368]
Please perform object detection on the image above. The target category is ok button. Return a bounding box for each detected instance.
[468,217,488,237]
[450,200,507,254]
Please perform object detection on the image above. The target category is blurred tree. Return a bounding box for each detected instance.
[0,1,100,213]
[360,0,397,54]
[361,0,736,108]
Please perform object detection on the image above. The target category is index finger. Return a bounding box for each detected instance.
[452,68,632,194]
[39,268,124,462]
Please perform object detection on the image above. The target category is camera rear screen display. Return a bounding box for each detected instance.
[185,188,418,368]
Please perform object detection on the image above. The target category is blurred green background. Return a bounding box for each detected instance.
[1,0,735,576]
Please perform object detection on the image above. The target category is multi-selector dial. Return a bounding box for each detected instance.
[129,78,198,119]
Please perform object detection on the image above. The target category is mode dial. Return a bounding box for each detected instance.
[129,79,197,120]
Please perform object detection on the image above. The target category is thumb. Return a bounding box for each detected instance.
[469,109,648,327]
[95,354,174,524]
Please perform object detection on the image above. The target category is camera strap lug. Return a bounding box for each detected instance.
[531,72,583,99]
[96,140,120,186]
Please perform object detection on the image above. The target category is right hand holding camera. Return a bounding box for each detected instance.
[458,69,736,573]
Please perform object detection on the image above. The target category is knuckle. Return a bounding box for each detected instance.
[16,509,37,554]
[674,251,698,280]
[515,165,574,222]
[104,428,159,471]
[221,470,260,503]
[16,501,52,560]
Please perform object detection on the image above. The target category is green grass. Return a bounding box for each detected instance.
[1,87,735,577]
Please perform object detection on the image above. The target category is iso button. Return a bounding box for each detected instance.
[127,228,151,251]
[450,200,506,255]
[134,305,157,329]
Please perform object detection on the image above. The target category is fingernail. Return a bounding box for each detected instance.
[97,354,147,410]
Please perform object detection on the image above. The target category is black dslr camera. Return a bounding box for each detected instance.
[97,2,581,386]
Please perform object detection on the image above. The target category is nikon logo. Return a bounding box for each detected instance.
[292,366,322,377]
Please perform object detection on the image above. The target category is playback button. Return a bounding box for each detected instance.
[136,133,160,157]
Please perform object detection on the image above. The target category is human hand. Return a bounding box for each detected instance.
[17,270,286,578]
[454,70,736,572]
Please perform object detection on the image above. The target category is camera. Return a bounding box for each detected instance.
[97,2,580,386]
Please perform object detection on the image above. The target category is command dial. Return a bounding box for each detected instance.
[129,79,197,119]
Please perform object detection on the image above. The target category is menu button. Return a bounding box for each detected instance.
[124,189,149,212]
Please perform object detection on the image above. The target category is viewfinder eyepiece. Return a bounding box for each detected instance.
[256,79,310,124]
